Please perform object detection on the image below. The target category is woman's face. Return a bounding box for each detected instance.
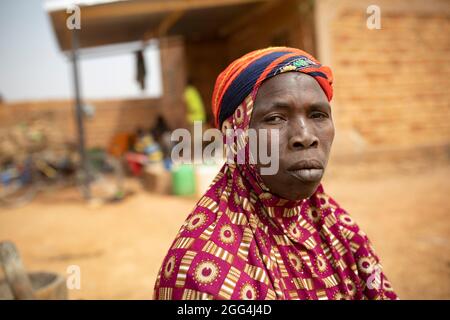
[249,72,335,200]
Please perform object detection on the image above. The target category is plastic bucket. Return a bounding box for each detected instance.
[171,164,196,196]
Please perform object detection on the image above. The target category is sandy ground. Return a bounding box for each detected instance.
[0,164,449,300]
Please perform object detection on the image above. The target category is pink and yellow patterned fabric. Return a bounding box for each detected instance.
[153,48,397,300]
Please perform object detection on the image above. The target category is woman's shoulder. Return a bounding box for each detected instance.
[318,192,371,249]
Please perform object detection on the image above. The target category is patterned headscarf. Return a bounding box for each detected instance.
[153,47,397,300]
[212,47,333,128]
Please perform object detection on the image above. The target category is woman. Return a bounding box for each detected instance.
[154,47,397,300]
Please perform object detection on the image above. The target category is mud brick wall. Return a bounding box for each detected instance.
[0,98,163,148]
[316,0,450,156]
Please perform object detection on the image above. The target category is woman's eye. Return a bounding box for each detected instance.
[311,112,328,119]
[265,115,285,123]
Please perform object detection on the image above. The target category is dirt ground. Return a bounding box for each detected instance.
[0,163,449,300]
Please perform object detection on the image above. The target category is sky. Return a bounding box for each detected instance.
[0,0,162,102]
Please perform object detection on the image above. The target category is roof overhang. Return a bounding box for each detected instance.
[45,0,274,52]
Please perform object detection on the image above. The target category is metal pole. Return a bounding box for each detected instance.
[70,29,90,200]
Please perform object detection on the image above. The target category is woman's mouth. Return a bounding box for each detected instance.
[287,159,324,183]
[288,168,324,182]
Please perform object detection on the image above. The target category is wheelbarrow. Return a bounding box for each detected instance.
[0,241,67,299]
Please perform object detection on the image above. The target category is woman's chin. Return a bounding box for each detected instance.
[285,182,321,201]
[270,185,317,201]
[261,173,322,201]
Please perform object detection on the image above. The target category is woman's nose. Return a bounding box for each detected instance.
[288,118,319,150]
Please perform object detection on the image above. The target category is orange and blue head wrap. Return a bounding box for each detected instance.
[212,47,333,128]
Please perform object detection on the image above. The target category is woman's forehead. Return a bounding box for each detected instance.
[255,72,329,107]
